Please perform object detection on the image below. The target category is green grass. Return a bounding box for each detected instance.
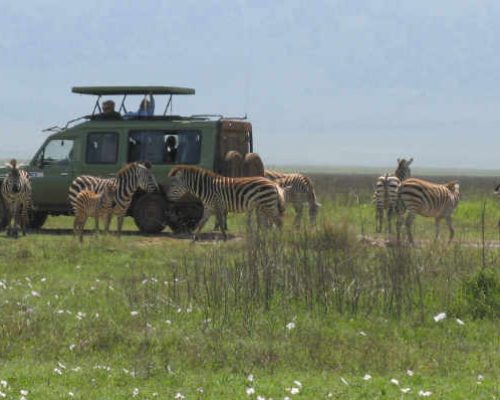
[0,178,499,399]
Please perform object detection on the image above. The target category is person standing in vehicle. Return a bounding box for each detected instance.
[95,100,122,120]
[125,94,155,118]
[164,135,177,163]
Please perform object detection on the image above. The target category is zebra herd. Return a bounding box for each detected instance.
[0,156,468,245]
[374,158,461,244]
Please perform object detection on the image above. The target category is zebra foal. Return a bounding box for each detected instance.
[1,159,32,237]
[73,186,115,242]
[396,178,460,244]
[264,170,321,227]
[69,161,158,236]
[167,166,286,240]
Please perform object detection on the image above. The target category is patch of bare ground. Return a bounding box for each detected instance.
[358,234,500,248]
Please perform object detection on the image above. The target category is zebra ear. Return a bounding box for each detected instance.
[407,158,413,165]
[446,181,459,192]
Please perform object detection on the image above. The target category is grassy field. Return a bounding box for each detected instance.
[0,173,499,399]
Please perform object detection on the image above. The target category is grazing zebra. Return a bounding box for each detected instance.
[264,170,321,227]
[1,159,32,237]
[69,161,158,236]
[373,157,413,233]
[167,165,286,240]
[73,186,115,243]
[396,178,460,244]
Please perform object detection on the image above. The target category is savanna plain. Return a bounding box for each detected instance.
[0,172,498,399]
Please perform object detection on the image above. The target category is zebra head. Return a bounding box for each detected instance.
[132,161,158,193]
[166,166,191,201]
[395,157,413,181]
[446,180,460,196]
[5,159,21,193]
[495,184,500,197]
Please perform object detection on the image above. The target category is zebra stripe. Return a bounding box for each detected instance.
[69,162,158,235]
[1,159,32,237]
[397,177,460,244]
[167,165,286,239]
[73,187,115,242]
[264,170,321,227]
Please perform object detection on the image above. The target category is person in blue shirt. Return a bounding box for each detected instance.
[125,94,155,118]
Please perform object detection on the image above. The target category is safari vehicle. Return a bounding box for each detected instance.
[0,86,260,233]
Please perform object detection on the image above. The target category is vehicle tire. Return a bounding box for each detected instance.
[164,199,204,234]
[0,198,8,231]
[243,152,265,177]
[28,211,48,230]
[223,150,243,177]
[132,193,168,234]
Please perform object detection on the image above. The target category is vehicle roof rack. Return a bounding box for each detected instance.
[71,86,195,96]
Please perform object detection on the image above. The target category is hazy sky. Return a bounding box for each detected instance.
[2,0,500,169]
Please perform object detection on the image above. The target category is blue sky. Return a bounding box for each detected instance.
[2,0,500,169]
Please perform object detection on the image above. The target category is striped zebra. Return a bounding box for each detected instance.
[73,186,115,243]
[396,178,460,244]
[373,158,413,233]
[69,161,158,236]
[167,165,286,240]
[264,170,321,227]
[1,159,32,237]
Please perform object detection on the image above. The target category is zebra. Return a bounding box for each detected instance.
[264,170,321,227]
[1,159,32,237]
[373,157,413,233]
[69,161,158,236]
[73,186,115,243]
[396,178,460,244]
[166,165,286,240]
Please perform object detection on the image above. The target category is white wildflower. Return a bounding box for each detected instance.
[363,374,372,381]
[290,387,300,394]
[286,322,296,331]
[130,311,139,316]
[359,331,367,336]
[247,374,254,382]
[257,396,265,400]
[68,392,74,397]
[69,344,76,351]
[390,378,399,385]
[54,367,63,375]
[0,381,7,388]
[132,388,139,397]
[477,374,484,381]
[76,311,86,320]
[165,320,172,325]
[20,390,29,396]
[418,390,432,397]
[293,380,302,388]
[340,377,349,385]
[0,392,5,398]
[407,369,414,376]
[246,387,255,395]
[196,387,204,393]
[31,290,41,297]
[433,312,446,322]
[58,361,66,369]
[175,393,185,400]
[456,318,465,325]
[401,387,411,393]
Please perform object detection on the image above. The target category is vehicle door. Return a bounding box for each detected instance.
[82,131,121,178]
[30,138,76,210]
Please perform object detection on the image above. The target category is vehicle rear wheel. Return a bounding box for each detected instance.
[28,211,48,230]
[0,198,8,231]
[164,200,204,234]
[133,193,168,234]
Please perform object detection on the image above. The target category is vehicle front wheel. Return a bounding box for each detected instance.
[132,193,168,234]
[29,211,48,230]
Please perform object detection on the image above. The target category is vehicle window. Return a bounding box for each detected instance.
[128,130,201,164]
[86,132,119,164]
[39,139,75,166]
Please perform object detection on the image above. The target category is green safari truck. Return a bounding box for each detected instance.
[0,86,259,233]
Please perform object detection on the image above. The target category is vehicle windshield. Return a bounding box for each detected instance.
[128,130,201,164]
[35,139,75,166]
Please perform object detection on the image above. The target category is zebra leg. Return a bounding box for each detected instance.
[293,202,303,228]
[79,216,88,243]
[12,201,20,238]
[103,212,112,234]
[376,207,383,233]
[434,217,442,240]
[405,213,416,244]
[445,215,455,243]
[387,208,393,234]
[117,215,125,237]
[215,208,227,240]
[94,213,100,235]
[193,208,212,240]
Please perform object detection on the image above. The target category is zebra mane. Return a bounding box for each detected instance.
[5,159,17,169]
[169,165,218,178]
[117,161,151,177]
